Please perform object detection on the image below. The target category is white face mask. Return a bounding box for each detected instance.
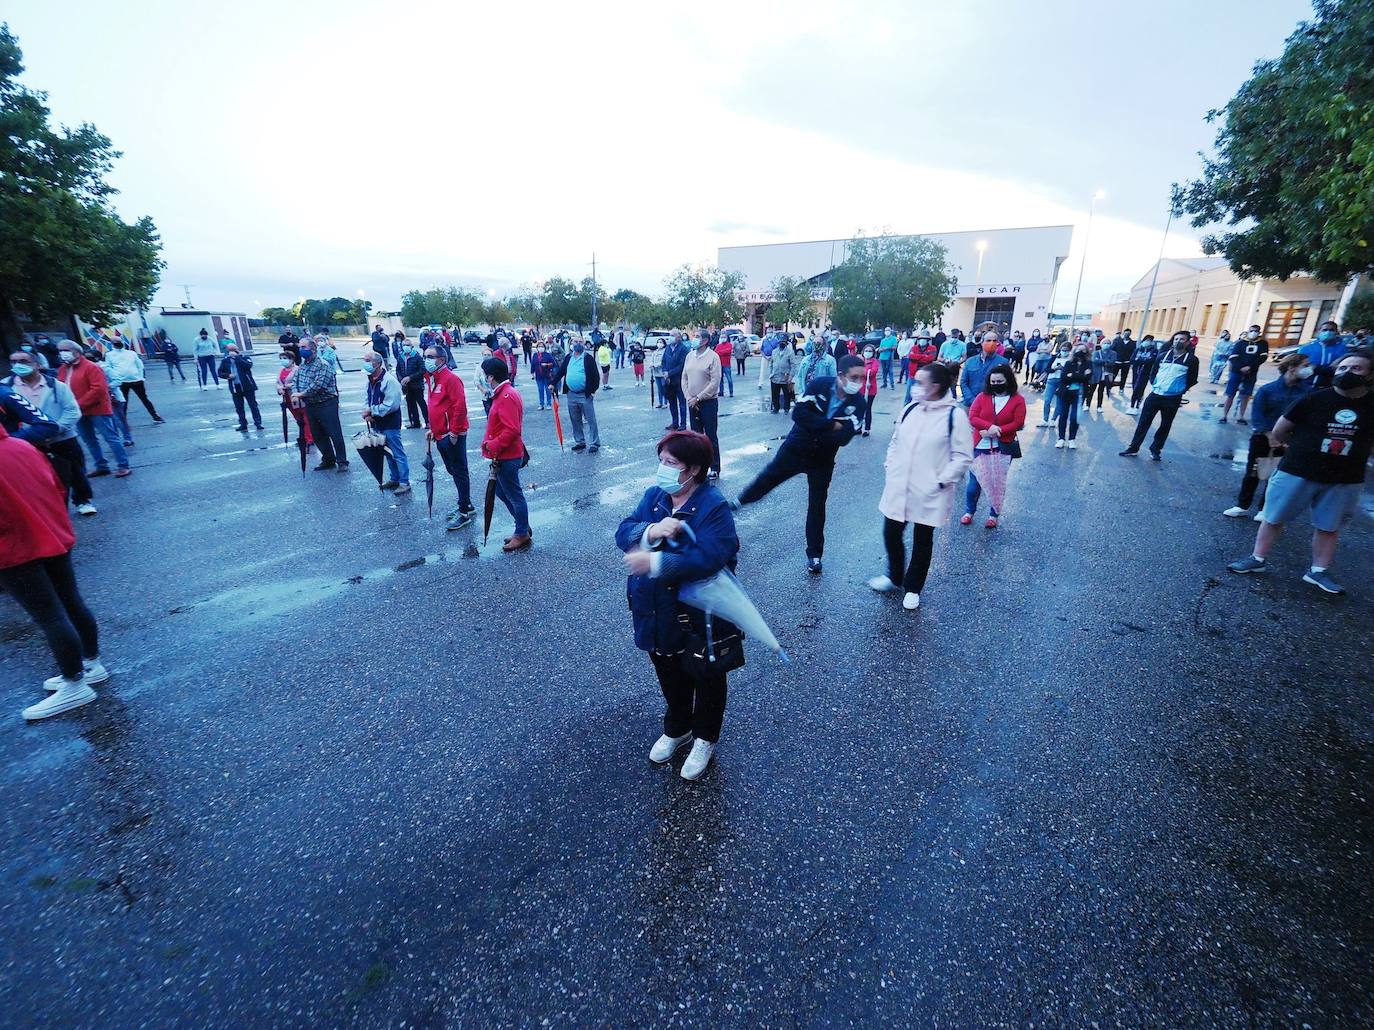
[1295,366,1313,379]
[842,379,863,395]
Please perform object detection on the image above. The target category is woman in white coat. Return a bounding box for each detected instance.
[868,361,974,610]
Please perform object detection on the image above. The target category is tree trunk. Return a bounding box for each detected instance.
[0,296,27,355]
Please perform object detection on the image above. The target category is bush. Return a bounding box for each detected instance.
[1342,287,1374,331]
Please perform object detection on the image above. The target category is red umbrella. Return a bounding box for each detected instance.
[970,448,1012,513]
[549,391,565,451]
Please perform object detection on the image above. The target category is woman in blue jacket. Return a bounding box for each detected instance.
[616,430,741,781]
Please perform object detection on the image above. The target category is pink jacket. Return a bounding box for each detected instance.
[878,395,974,527]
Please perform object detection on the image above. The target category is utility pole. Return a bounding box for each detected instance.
[590,252,598,330]
[1068,190,1105,338]
[1137,205,1174,337]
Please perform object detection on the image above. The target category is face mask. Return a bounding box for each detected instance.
[655,462,685,493]
[842,379,862,395]
[572,344,584,354]
[300,348,313,359]
[60,351,78,363]
[1334,370,1367,390]
[11,363,34,377]
[21,345,33,353]
[864,350,875,359]
[1319,330,1337,342]
[1294,365,1313,379]
[279,357,293,368]
[989,382,1008,394]
[364,364,377,377]
[424,358,440,373]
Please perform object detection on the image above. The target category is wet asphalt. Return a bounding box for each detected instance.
[2,355,1371,1026]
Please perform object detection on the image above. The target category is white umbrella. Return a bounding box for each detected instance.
[675,525,788,662]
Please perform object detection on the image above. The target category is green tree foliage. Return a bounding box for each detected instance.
[399,286,482,327]
[1174,0,1374,282]
[662,264,744,328]
[829,232,958,332]
[763,274,817,328]
[1342,287,1374,330]
[259,305,301,325]
[0,24,163,350]
[505,288,543,331]
[541,276,587,328]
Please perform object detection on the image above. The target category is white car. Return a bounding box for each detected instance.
[642,329,674,351]
[739,334,762,354]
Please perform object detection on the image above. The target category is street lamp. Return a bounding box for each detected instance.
[1068,190,1105,338]
[974,240,989,328]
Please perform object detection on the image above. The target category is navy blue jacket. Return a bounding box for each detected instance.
[660,341,687,383]
[0,383,62,447]
[786,375,865,458]
[615,483,740,654]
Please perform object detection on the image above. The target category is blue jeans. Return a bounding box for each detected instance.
[663,383,686,428]
[493,457,530,536]
[880,357,894,388]
[904,376,915,404]
[720,365,733,396]
[966,473,998,517]
[380,428,410,484]
[1042,379,1060,422]
[77,414,129,471]
[536,378,552,407]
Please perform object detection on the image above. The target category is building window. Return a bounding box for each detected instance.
[1179,307,1188,332]
[1215,303,1229,336]
[1200,304,1213,335]
[1264,302,1309,342]
[1315,299,1336,328]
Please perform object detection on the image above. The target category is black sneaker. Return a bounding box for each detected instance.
[1150,452,1162,462]
[89,467,112,477]
[571,443,587,452]
[587,444,599,453]
[807,557,822,575]
[1118,449,1138,457]
[312,462,337,472]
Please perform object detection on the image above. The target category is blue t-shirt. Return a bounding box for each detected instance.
[566,353,588,391]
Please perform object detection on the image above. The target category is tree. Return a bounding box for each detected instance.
[399,286,481,327]
[763,274,817,329]
[506,288,543,331]
[829,232,958,333]
[0,25,163,351]
[1343,287,1374,330]
[541,276,584,328]
[260,306,301,325]
[662,264,744,328]
[1174,0,1374,283]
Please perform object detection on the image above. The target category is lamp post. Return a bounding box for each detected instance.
[1068,190,1105,338]
[974,240,988,329]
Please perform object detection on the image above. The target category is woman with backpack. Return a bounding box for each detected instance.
[868,362,973,611]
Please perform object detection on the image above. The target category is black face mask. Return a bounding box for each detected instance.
[989,383,1009,394]
[1335,371,1369,391]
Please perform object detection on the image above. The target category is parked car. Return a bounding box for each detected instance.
[461,330,484,345]
[740,333,762,354]
[642,329,674,350]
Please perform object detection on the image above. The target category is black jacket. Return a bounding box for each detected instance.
[217,354,258,393]
[785,375,865,457]
[1055,355,1093,397]
[396,352,425,387]
[554,352,601,395]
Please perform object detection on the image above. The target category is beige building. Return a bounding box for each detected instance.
[1093,258,1346,347]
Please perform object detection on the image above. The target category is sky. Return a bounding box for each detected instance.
[8,0,1315,317]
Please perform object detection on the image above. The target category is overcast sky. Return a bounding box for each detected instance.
[9,0,1313,316]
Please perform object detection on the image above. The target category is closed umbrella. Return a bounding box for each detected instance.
[970,447,1012,513]
[422,437,436,518]
[550,390,565,451]
[353,428,390,487]
[280,403,290,446]
[482,459,498,545]
[297,420,308,476]
[673,525,787,661]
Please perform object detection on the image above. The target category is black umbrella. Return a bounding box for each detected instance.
[422,437,435,519]
[353,430,390,488]
[280,403,289,446]
[482,460,498,545]
[297,419,308,476]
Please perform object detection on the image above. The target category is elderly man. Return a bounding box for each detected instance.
[218,342,264,432]
[360,349,410,493]
[57,339,131,478]
[683,330,723,479]
[290,337,349,472]
[3,350,94,515]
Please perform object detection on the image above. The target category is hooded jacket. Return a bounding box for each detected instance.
[879,393,974,527]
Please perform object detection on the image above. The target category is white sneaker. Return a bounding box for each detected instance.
[902,592,921,610]
[649,732,692,764]
[1035,421,1049,427]
[24,679,96,720]
[76,502,97,516]
[1055,439,1066,449]
[1067,440,1078,450]
[867,575,897,593]
[1253,511,1264,522]
[1222,506,1248,518]
[45,659,107,690]
[680,739,715,780]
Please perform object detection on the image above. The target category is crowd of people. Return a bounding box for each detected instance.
[3,316,1371,790]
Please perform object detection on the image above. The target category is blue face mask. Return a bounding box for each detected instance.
[11,363,34,377]
[423,358,440,372]
[21,345,33,353]
[1319,330,1337,342]
[300,348,313,359]
[573,344,584,354]
[655,462,685,493]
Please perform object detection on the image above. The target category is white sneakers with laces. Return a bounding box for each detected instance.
[24,678,96,720]
[649,732,692,764]
[679,739,715,781]
[44,659,107,691]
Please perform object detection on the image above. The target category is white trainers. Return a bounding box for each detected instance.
[902,592,921,610]
[1253,511,1264,522]
[649,732,692,764]
[76,502,97,516]
[1055,439,1066,449]
[44,659,107,691]
[1067,440,1078,450]
[680,739,715,780]
[1222,506,1248,518]
[24,679,96,720]
[867,575,897,593]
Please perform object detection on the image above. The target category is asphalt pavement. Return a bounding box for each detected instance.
[2,354,1371,1026]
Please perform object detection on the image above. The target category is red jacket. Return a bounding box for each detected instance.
[907,342,938,374]
[714,341,734,366]
[862,357,880,397]
[0,425,75,570]
[58,358,113,416]
[481,381,524,460]
[968,392,1027,448]
[425,366,469,436]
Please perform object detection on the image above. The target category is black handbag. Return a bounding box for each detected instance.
[677,608,746,676]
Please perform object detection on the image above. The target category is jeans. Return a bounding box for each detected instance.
[197,355,220,386]
[404,384,426,427]
[965,473,998,517]
[688,397,720,473]
[304,398,347,466]
[1042,379,1060,422]
[1237,431,1273,510]
[48,437,93,505]
[615,348,626,369]
[770,381,793,413]
[76,413,129,471]
[1209,356,1227,383]
[231,387,263,429]
[378,427,409,483]
[883,519,935,594]
[164,356,186,381]
[880,357,894,388]
[493,456,530,536]
[112,397,133,442]
[0,551,98,681]
[738,443,835,558]
[663,383,686,428]
[1056,390,1081,440]
[567,391,599,446]
[1126,393,1182,455]
[120,379,160,421]
[536,378,553,408]
[650,650,728,743]
[436,434,474,511]
[720,365,734,396]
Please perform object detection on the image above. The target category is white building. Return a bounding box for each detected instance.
[718,225,1074,334]
[75,307,254,354]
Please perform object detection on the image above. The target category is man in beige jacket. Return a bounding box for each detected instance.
[682,330,722,479]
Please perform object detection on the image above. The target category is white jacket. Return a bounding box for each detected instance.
[878,394,974,527]
[103,348,146,385]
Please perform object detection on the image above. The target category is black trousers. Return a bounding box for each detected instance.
[164,356,186,381]
[770,381,793,413]
[231,387,263,429]
[0,551,98,681]
[305,399,347,465]
[688,398,721,473]
[47,437,93,505]
[435,434,474,511]
[1237,431,1273,509]
[1130,365,1152,407]
[883,518,935,594]
[1126,393,1182,455]
[404,384,427,427]
[738,444,835,558]
[119,379,160,420]
[650,650,728,743]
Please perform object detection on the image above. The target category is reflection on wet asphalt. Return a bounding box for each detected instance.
[1,372,1371,1025]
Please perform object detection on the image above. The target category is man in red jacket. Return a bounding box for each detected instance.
[480,357,531,551]
[0,424,107,720]
[56,340,130,477]
[424,344,477,531]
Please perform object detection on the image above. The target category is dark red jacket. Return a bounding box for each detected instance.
[907,342,938,374]
[968,392,1027,448]
[57,358,113,416]
[482,381,524,460]
[424,366,469,436]
[0,425,75,569]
